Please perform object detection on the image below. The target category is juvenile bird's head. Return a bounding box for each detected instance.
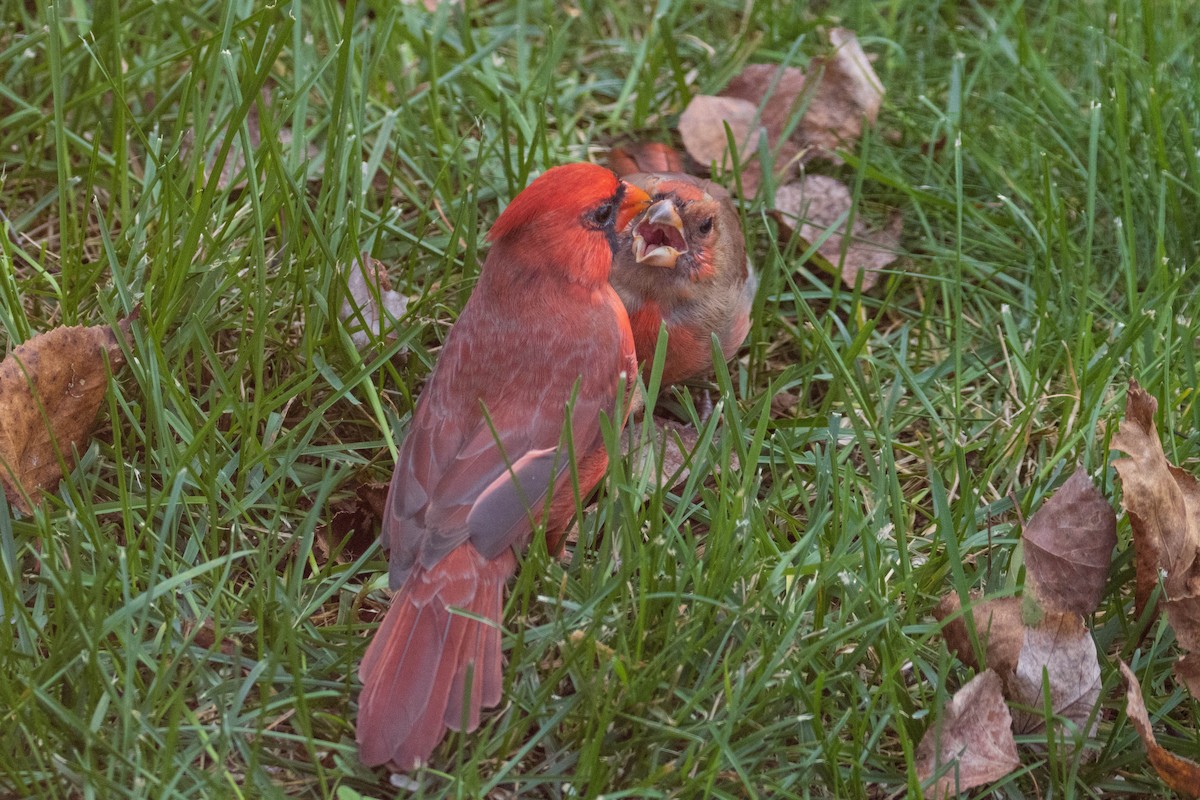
[616,172,746,292]
[486,163,651,286]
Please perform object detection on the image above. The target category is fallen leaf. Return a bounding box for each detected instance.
[678,95,766,192]
[722,28,883,164]
[934,593,1024,682]
[0,317,133,513]
[915,669,1020,799]
[773,175,902,290]
[182,92,319,192]
[339,254,409,350]
[1111,380,1200,616]
[609,142,685,176]
[181,617,240,656]
[1119,659,1200,798]
[1009,612,1100,739]
[622,416,701,491]
[1022,467,1117,616]
[315,481,387,568]
[1174,652,1200,697]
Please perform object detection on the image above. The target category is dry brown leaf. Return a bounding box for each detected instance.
[1174,652,1200,697]
[1022,467,1117,616]
[622,416,701,492]
[934,593,1025,681]
[1165,594,1200,653]
[915,669,1020,799]
[1009,612,1100,738]
[315,481,387,568]
[0,318,133,513]
[339,254,409,350]
[609,142,685,177]
[181,617,240,656]
[1119,659,1200,798]
[723,29,884,166]
[773,175,902,290]
[678,95,766,192]
[1111,380,1200,616]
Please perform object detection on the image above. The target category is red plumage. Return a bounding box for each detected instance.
[356,163,650,771]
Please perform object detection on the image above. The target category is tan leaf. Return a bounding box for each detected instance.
[1119,659,1200,798]
[1173,652,1200,698]
[934,593,1024,682]
[1022,467,1117,616]
[915,669,1019,799]
[1165,594,1200,653]
[773,176,902,290]
[678,95,767,194]
[339,254,409,350]
[1009,613,1100,738]
[0,319,133,513]
[1111,380,1200,616]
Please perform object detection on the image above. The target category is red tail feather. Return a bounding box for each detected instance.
[357,545,516,769]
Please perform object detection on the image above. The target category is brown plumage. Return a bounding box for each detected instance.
[610,166,756,387]
[356,163,650,770]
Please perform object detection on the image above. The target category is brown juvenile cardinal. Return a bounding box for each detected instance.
[356,163,651,771]
[609,143,756,387]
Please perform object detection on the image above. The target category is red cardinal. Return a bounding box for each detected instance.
[609,145,756,387]
[356,163,651,771]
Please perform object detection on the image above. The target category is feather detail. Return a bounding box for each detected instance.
[357,545,516,770]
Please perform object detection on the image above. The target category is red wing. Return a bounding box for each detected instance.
[383,369,616,589]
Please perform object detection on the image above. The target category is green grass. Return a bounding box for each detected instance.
[2,0,1199,797]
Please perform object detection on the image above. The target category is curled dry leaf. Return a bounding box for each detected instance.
[339,254,409,350]
[1118,659,1200,798]
[1111,380,1200,614]
[916,669,1020,799]
[1008,612,1100,739]
[0,317,134,513]
[773,175,902,291]
[934,593,1025,682]
[1112,379,1200,692]
[1022,466,1117,617]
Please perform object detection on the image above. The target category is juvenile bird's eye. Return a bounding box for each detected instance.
[589,200,617,228]
[698,216,714,235]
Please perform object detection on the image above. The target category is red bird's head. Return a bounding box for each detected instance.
[485,163,651,286]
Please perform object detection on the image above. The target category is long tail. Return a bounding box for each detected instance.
[357,544,515,770]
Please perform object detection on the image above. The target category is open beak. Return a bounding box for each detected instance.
[632,199,687,268]
[616,182,652,231]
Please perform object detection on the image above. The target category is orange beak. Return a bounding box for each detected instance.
[616,182,652,231]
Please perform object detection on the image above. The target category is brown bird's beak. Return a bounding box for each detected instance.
[616,182,652,231]
[632,199,687,268]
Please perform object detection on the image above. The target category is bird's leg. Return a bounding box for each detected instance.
[696,388,714,424]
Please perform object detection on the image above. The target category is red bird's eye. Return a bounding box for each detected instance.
[698,216,714,235]
[589,200,617,228]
